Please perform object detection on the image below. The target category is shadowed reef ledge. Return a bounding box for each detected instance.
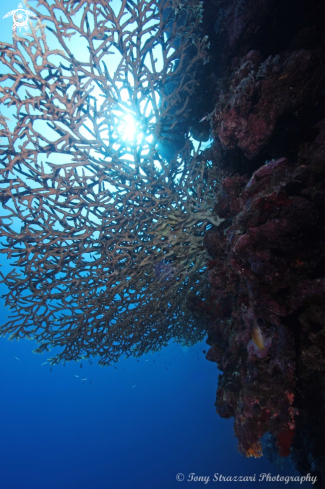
[196,0,325,484]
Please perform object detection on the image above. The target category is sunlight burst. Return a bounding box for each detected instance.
[118,113,137,142]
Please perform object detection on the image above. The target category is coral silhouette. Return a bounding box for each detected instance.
[0,0,215,365]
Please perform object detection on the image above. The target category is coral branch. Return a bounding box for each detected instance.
[0,0,216,365]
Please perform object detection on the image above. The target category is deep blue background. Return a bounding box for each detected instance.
[0,2,310,488]
[0,319,306,489]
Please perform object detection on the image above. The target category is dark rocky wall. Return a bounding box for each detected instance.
[197,0,325,484]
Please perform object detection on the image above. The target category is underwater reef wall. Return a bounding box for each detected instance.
[1,0,325,481]
[198,0,325,484]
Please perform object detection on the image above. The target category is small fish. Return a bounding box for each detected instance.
[199,115,207,122]
[81,378,87,381]
[75,375,80,378]
[145,360,148,362]
[132,385,136,388]
[41,362,47,365]
[15,357,19,362]
[90,381,93,385]
[251,323,265,350]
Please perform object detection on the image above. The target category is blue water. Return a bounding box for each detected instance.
[0,322,306,489]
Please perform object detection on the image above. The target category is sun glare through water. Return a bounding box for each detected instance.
[119,113,137,142]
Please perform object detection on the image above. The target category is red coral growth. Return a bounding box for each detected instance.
[208,259,219,269]
[215,175,247,219]
[212,49,322,159]
[206,343,224,362]
[204,113,325,471]
[277,429,296,457]
[202,0,325,482]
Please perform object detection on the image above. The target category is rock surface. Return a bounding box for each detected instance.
[198,0,325,484]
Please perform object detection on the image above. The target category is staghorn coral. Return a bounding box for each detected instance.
[0,0,219,365]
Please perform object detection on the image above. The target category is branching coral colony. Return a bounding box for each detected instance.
[0,0,218,365]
